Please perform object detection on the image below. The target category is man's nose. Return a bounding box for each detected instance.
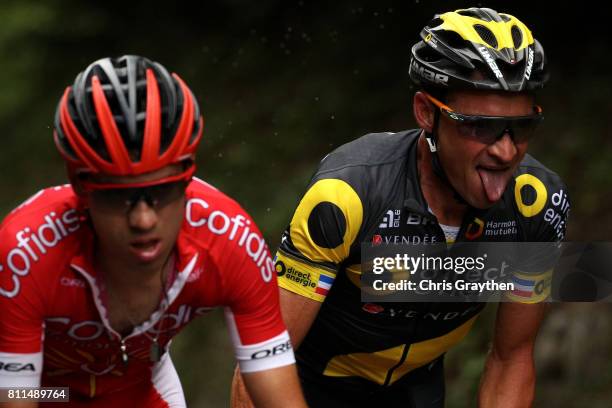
[128,199,158,231]
[488,132,518,163]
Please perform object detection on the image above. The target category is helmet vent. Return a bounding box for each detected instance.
[426,17,443,28]
[511,25,523,49]
[473,24,498,48]
[457,9,481,19]
[442,30,469,50]
[500,14,511,22]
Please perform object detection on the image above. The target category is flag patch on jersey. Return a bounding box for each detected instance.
[505,270,552,304]
[510,275,535,298]
[315,274,334,296]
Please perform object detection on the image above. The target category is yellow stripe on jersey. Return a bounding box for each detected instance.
[345,264,362,288]
[322,315,478,385]
[276,250,336,302]
[90,374,96,398]
[290,179,363,264]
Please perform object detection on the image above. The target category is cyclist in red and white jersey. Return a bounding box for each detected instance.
[0,55,307,408]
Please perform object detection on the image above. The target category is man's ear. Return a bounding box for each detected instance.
[70,180,91,209]
[66,165,88,198]
[413,92,436,133]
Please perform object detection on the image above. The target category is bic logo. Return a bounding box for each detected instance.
[379,210,401,229]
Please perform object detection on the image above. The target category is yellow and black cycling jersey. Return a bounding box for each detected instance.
[276,129,570,388]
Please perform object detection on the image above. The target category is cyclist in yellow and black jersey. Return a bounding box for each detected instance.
[232,7,570,408]
[275,128,567,406]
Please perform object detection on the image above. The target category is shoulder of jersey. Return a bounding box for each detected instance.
[283,130,420,262]
[183,178,275,281]
[1,185,81,239]
[1,185,82,299]
[183,178,258,244]
[516,154,566,188]
[309,129,419,203]
[317,130,419,176]
[310,129,420,205]
[512,153,569,215]
[185,177,251,216]
[510,154,570,242]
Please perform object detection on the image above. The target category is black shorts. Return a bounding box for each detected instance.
[298,357,445,408]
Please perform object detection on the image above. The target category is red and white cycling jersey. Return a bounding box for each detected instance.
[0,178,294,406]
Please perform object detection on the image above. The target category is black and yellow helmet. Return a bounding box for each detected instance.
[409,8,548,92]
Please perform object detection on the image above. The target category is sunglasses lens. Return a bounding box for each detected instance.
[451,114,541,144]
[510,118,541,143]
[147,182,187,207]
[89,182,187,212]
[455,120,503,144]
[90,189,133,212]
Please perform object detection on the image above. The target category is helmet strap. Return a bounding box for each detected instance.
[426,109,468,205]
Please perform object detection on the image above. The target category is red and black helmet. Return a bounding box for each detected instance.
[53,55,203,182]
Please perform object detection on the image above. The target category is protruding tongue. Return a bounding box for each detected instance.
[478,168,507,203]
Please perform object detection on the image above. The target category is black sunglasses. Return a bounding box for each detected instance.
[424,92,544,145]
[89,181,188,213]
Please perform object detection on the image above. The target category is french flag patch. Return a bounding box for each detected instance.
[315,274,334,296]
[510,275,535,299]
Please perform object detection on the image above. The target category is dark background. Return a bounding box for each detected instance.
[1,1,611,406]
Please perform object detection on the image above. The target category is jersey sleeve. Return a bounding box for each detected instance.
[505,167,571,303]
[0,217,45,386]
[276,171,364,302]
[218,208,295,373]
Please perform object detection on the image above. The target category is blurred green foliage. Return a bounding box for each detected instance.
[1,1,610,406]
